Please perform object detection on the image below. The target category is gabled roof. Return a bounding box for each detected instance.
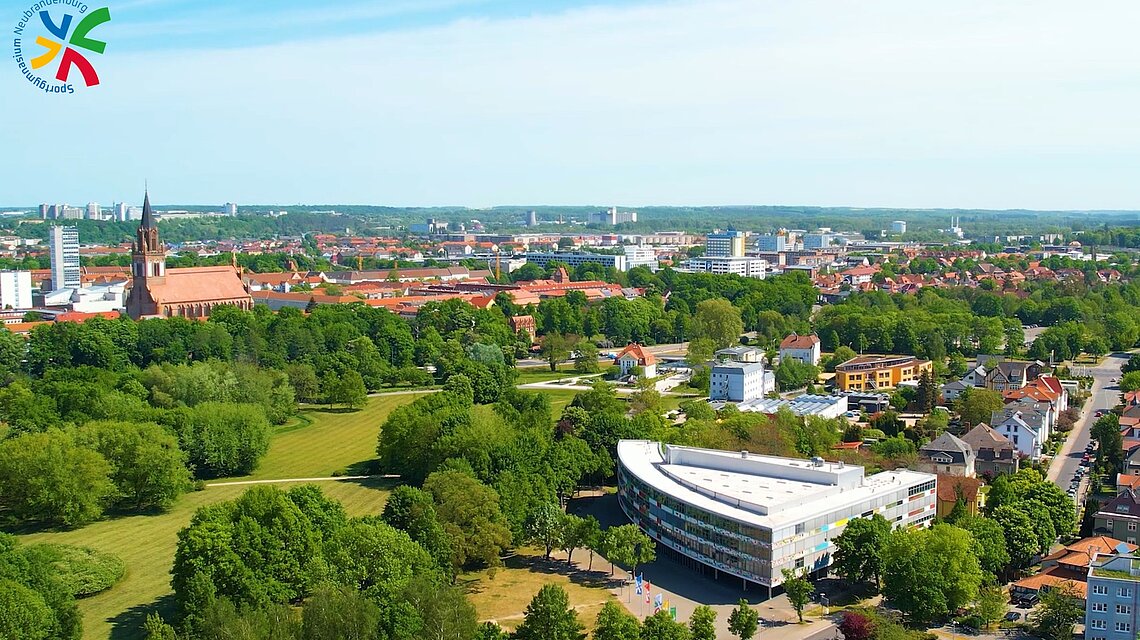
[935,474,982,503]
[1098,490,1140,519]
[921,431,972,456]
[780,334,820,350]
[1044,536,1137,567]
[1118,475,1140,492]
[146,266,251,305]
[961,423,1015,452]
[616,343,656,366]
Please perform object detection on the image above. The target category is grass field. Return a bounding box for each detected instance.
[462,549,618,634]
[516,363,614,385]
[17,392,423,640]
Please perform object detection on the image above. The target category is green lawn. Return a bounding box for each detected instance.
[516,363,614,384]
[17,392,423,640]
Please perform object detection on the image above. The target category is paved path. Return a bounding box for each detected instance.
[1046,353,1127,493]
[206,474,398,487]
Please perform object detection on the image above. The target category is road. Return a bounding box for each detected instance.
[516,341,690,368]
[1046,352,1128,493]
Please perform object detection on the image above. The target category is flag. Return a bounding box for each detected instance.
[635,574,643,595]
[646,593,651,604]
[654,593,664,612]
[645,580,651,593]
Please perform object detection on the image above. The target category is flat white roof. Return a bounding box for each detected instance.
[617,440,935,531]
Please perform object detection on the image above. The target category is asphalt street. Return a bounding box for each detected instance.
[1046,353,1129,497]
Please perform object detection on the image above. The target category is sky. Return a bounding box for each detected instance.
[4,0,1140,210]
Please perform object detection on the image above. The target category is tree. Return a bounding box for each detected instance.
[974,580,1006,629]
[881,524,983,622]
[1031,584,1084,640]
[601,524,656,577]
[178,402,272,478]
[1120,371,1140,393]
[955,387,1003,427]
[423,471,513,571]
[474,622,508,640]
[641,609,690,640]
[990,504,1040,569]
[512,584,586,640]
[380,485,453,572]
[727,599,759,640]
[328,370,368,409]
[781,568,814,623]
[574,340,600,373]
[0,579,55,640]
[74,420,192,511]
[561,514,600,566]
[686,337,717,366]
[832,514,891,588]
[691,298,743,350]
[775,360,820,391]
[541,333,574,372]
[954,515,1010,576]
[594,601,641,640]
[301,586,381,640]
[824,346,857,372]
[142,613,177,640]
[916,369,937,413]
[0,431,115,527]
[687,605,717,640]
[1092,414,1124,474]
[838,611,875,640]
[526,502,565,560]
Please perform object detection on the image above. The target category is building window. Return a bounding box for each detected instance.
[1109,520,1115,529]
[1092,602,1108,612]
[1090,619,1106,630]
[1130,522,1137,532]
[1116,622,1131,633]
[1119,587,1133,598]
[1093,584,1109,596]
[1117,604,1131,615]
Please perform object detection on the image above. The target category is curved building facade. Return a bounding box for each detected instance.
[616,440,936,594]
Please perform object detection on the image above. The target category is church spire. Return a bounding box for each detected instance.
[141,189,155,229]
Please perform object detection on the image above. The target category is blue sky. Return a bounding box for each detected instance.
[4,0,1140,210]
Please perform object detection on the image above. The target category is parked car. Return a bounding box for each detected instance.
[1005,612,1022,622]
[1095,409,1106,417]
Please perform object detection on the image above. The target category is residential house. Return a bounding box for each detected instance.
[1094,490,1140,545]
[918,432,976,477]
[616,343,657,378]
[960,423,1019,477]
[941,379,970,403]
[714,346,766,363]
[779,333,822,366]
[1014,536,1137,606]
[991,409,1044,460]
[979,357,1045,391]
[934,474,982,519]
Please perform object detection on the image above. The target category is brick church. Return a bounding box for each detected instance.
[125,191,253,319]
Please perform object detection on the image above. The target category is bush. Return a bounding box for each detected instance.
[30,544,125,598]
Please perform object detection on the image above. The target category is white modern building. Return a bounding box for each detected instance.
[224,202,238,216]
[616,441,937,595]
[803,233,833,250]
[706,230,746,258]
[779,334,822,366]
[891,221,907,234]
[524,251,629,272]
[1085,548,1140,640]
[589,206,637,225]
[710,361,775,403]
[49,225,81,290]
[683,256,768,279]
[731,394,849,419]
[0,270,33,309]
[623,245,658,270]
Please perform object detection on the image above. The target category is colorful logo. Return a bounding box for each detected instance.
[13,3,111,94]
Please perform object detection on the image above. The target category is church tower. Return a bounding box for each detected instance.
[132,190,165,282]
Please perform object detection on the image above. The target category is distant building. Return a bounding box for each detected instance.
[524,251,629,272]
[616,441,937,594]
[755,233,787,252]
[623,245,657,270]
[224,202,238,216]
[715,346,765,363]
[803,233,832,250]
[990,409,1045,460]
[710,361,774,403]
[38,203,49,219]
[706,230,746,258]
[891,220,907,234]
[615,343,656,378]
[0,270,33,309]
[589,206,637,225]
[779,334,821,366]
[113,202,128,221]
[525,210,538,227]
[833,355,932,392]
[86,202,101,219]
[409,218,448,234]
[49,225,81,290]
[729,394,849,419]
[682,256,767,279]
[126,191,253,319]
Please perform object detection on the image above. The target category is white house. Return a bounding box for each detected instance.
[991,410,1044,460]
[710,361,774,403]
[616,343,657,379]
[779,334,821,366]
